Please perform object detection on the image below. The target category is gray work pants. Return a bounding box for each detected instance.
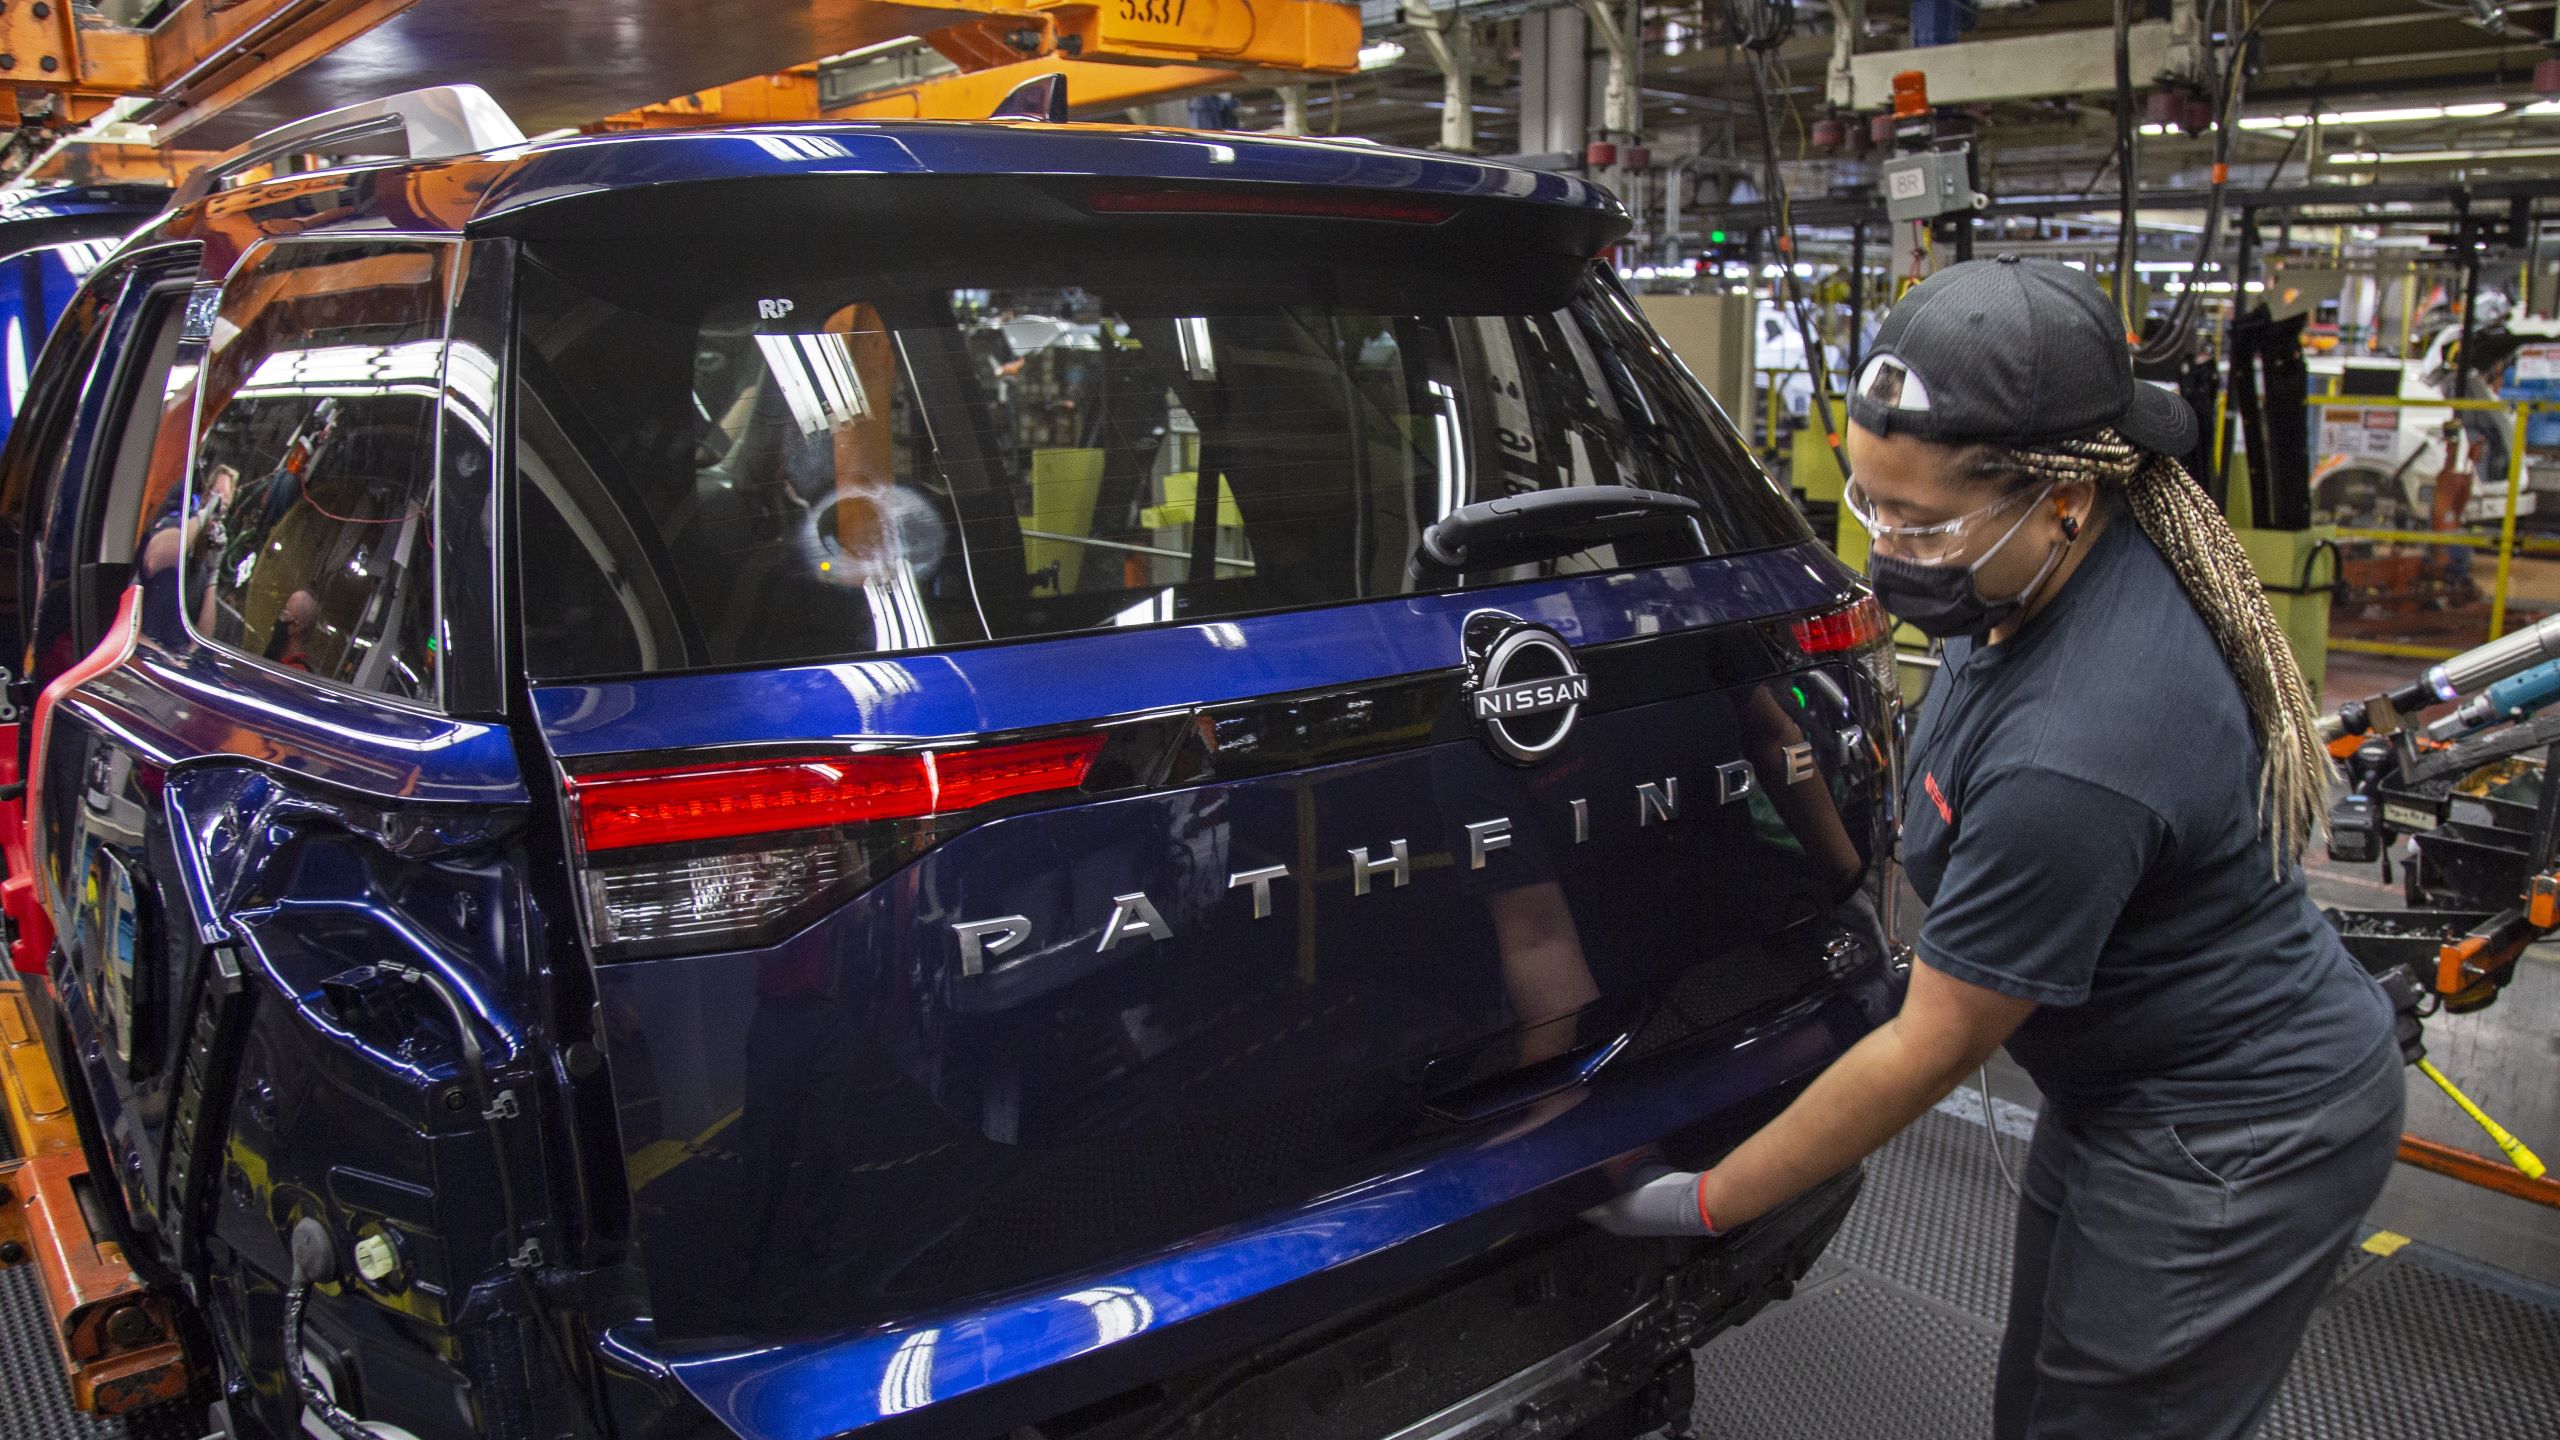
[1993,1045,2405,1440]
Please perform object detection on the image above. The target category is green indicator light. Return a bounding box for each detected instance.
[1710,229,1728,243]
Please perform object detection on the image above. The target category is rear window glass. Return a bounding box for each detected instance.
[514,251,1806,680]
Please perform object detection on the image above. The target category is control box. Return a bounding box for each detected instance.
[1881,147,1982,223]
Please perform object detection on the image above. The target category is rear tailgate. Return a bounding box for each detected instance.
[540,564,1894,1337]
[496,159,1900,1425]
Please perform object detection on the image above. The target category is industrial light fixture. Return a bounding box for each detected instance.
[2326,146,2560,165]
[1357,40,1405,71]
[2140,102,2516,137]
[2331,103,2507,124]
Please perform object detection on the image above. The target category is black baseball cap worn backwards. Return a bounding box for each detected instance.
[1847,254,2198,458]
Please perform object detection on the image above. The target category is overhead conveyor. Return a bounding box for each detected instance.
[0,0,1361,175]
[595,0,1361,131]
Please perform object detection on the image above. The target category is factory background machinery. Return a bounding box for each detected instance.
[0,4,2552,1440]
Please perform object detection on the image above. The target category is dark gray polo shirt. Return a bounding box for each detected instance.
[1900,514,2392,1123]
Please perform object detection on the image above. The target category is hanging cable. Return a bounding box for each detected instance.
[285,1220,385,1440]
[372,961,611,1440]
[2114,0,2139,335]
[1727,0,1845,481]
[2132,2,2286,367]
[1978,1066,2023,1200]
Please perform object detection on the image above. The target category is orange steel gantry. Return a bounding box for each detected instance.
[0,0,1359,179]
[594,0,1360,130]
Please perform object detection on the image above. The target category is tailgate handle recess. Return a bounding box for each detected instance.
[1424,1031,1632,1125]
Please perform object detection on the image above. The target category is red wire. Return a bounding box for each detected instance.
[250,472,418,527]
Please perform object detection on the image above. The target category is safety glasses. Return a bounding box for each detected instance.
[1843,478,2055,567]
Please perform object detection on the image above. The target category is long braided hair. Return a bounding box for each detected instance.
[1957,428,2331,872]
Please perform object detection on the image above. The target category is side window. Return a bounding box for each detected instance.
[2,265,126,702]
[185,240,449,704]
[75,276,195,655]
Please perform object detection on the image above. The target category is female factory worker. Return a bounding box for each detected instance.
[1589,256,2399,1440]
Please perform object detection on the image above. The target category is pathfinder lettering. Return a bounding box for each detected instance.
[951,743,1821,964]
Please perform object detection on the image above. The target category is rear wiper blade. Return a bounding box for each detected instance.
[1412,485,1701,577]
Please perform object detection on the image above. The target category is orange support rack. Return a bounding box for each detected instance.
[0,981,80,1159]
[2432,908,2533,1001]
[0,1152,190,1413]
[2,981,190,1412]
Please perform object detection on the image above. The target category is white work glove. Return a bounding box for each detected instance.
[1581,1162,1722,1237]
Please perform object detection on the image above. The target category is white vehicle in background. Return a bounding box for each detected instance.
[2306,313,2560,533]
[1756,300,1842,423]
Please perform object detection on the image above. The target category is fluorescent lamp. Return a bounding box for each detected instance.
[2231,102,2515,132]
[2334,106,2458,125]
[2329,145,2560,164]
[1358,40,1404,71]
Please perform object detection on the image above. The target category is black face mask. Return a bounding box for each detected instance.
[1867,490,2071,640]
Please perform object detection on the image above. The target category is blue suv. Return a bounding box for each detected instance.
[4,88,1904,1440]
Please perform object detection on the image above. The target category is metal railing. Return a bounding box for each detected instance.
[2275,393,2559,660]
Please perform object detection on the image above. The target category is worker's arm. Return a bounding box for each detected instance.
[1590,765,2161,1237]
[1701,960,2035,1228]
[1584,960,2033,1235]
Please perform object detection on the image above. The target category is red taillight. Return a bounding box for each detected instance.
[1084,186,1456,224]
[1791,598,1889,655]
[566,735,1104,853]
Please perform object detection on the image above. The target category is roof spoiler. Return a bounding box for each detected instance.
[990,73,1067,124]
[175,84,526,207]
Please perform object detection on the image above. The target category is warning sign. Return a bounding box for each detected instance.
[2513,344,2560,383]
[2320,407,2402,460]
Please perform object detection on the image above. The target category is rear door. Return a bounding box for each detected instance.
[27,235,537,1283]
[8,244,199,1232]
[503,180,1899,1351]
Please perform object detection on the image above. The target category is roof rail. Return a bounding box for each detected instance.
[174,85,526,207]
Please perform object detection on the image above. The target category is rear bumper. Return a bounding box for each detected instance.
[1377,1169,1862,1440]
[594,960,1899,1440]
[946,1167,1864,1440]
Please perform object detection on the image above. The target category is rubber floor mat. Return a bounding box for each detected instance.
[1694,1100,2560,1440]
